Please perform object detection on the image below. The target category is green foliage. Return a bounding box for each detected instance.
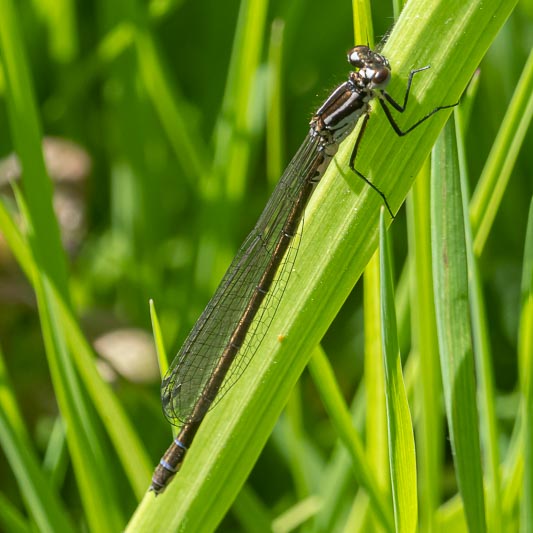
[0,0,530,531]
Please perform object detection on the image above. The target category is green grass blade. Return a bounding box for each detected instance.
[232,484,273,533]
[37,279,125,531]
[470,47,533,255]
[437,494,468,532]
[456,69,481,134]
[379,210,417,533]
[271,495,322,533]
[431,116,487,532]
[406,161,443,531]
[0,346,75,533]
[363,251,389,526]
[32,0,78,63]
[56,292,154,498]
[0,0,68,299]
[0,492,32,533]
[150,298,170,378]
[284,383,313,499]
[352,0,374,46]
[149,298,176,440]
[42,417,69,490]
[501,410,525,518]
[266,18,285,188]
[309,346,393,531]
[456,109,503,530]
[210,0,269,200]
[0,1,125,528]
[1,193,152,500]
[519,198,533,530]
[312,383,367,532]
[130,1,209,184]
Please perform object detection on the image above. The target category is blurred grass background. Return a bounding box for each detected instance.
[0,0,532,530]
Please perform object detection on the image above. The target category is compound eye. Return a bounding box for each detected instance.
[372,67,390,87]
[347,45,370,68]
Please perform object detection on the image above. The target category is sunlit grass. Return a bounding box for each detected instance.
[0,0,530,531]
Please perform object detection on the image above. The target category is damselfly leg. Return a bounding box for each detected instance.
[349,64,459,218]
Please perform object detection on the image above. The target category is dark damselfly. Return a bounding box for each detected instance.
[150,45,457,494]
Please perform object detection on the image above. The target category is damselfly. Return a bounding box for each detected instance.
[150,45,457,494]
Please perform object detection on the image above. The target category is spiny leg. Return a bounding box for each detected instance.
[379,66,459,136]
[348,113,394,218]
[379,95,458,136]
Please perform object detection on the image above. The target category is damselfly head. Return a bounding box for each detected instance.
[347,45,391,90]
[347,46,389,69]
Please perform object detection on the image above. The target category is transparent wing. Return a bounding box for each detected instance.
[162,133,323,425]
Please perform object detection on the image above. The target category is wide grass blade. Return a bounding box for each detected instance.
[431,116,487,532]
[456,107,502,530]
[379,210,417,533]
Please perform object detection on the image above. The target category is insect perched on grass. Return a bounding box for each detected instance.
[150,45,457,494]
